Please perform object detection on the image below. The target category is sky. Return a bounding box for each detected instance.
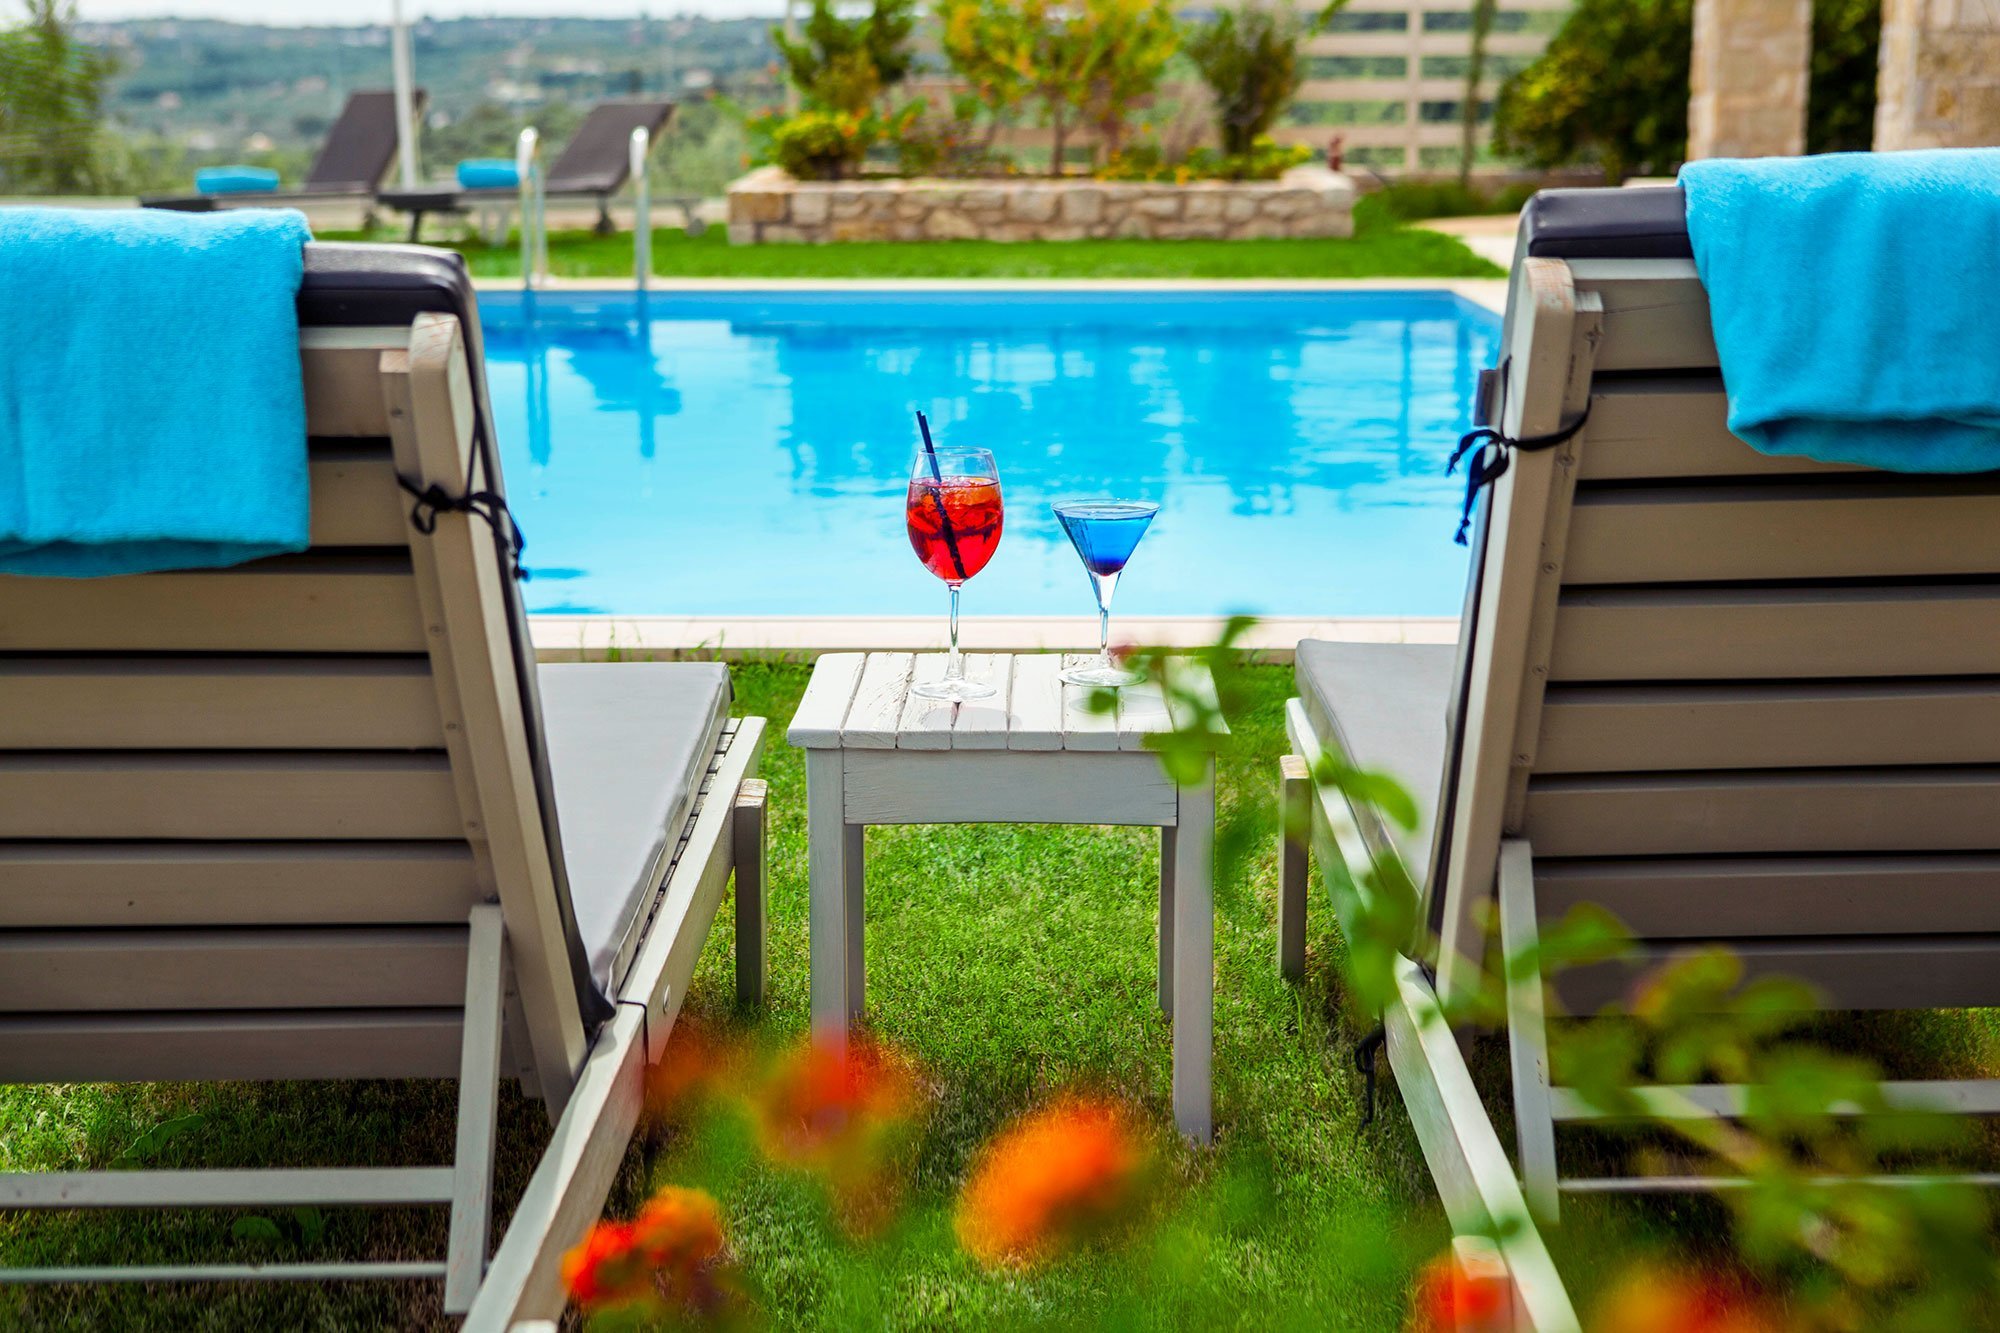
[76,0,783,20]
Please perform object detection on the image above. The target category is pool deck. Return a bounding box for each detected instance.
[530,615,1459,662]
[472,274,1510,314]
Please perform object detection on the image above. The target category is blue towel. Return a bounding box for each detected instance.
[196,165,281,195]
[0,207,314,577]
[1679,149,2000,472]
[457,159,521,190]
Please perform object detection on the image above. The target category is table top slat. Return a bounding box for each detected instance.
[896,654,957,749]
[842,652,915,749]
[951,654,1014,749]
[1061,655,1122,751]
[786,652,867,748]
[1007,653,1065,750]
[1115,678,1172,750]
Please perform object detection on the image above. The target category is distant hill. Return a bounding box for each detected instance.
[80,16,783,156]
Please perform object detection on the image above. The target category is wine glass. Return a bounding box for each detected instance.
[1053,499,1159,688]
[907,442,1003,701]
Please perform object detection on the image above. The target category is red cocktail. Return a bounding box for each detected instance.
[905,437,1001,701]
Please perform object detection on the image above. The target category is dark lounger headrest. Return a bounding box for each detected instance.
[1518,186,1691,261]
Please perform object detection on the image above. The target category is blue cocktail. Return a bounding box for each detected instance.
[1053,499,1160,687]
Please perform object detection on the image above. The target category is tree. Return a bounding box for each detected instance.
[1491,0,1691,184]
[1070,0,1179,162]
[1186,2,1343,159]
[1458,0,1498,185]
[1492,0,1884,183]
[1809,0,1880,153]
[0,0,117,194]
[773,0,917,115]
[938,0,1178,174]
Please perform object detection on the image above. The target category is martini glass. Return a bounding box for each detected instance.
[1053,499,1159,688]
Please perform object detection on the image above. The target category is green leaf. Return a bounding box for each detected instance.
[112,1113,206,1169]
[231,1215,284,1247]
[291,1206,327,1246]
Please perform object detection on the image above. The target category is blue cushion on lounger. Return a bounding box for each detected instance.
[456,158,521,191]
[195,166,281,195]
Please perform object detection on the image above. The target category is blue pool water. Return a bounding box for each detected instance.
[477,290,1499,617]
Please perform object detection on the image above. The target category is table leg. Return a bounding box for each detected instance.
[845,823,865,1021]
[806,750,849,1039]
[1157,827,1176,1015]
[1172,761,1215,1144]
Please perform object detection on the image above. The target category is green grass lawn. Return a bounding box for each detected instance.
[322,197,1503,281]
[0,660,1453,1331]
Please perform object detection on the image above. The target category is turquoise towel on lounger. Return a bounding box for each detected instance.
[0,207,313,576]
[1679,149,2000,472]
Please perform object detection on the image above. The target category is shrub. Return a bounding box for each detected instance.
[774,0,917,115]
[766,109,876,180]
[1095,136,1311,183]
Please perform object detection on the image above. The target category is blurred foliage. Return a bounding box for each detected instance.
[1491,0,1692,184]
[0,0,116,192]
[1365,177,1539,221]
[1185,1,1343,158]
[1809,0,1880,154]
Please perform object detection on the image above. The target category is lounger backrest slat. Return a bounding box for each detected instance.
[546,100,674,194]
[0,314,588,1096]
[304,89,424,193]
[1434,252,2000,1017]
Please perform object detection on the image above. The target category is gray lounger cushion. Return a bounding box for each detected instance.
[1296,639,1456,872]
[539,662,732,989]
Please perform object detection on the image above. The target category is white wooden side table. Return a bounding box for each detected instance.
[786,650,1219,1143]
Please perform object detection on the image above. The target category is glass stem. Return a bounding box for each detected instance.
[946,582,964,680]
[1092,571,1119,669]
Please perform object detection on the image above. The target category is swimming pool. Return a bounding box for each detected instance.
[477,290,1498,618]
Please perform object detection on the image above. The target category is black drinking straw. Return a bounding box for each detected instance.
[916,410,968,580]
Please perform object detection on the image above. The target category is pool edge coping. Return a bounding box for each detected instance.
[530,615,1460,663]
[474,274,1509,314]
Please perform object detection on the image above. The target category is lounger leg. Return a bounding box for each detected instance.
[807,750,849,1039]
[1158,827,1175,1015]
[733,778,769,1008]
[445,904,507,1315]
[1172,763,1216,1144]
[1498,839,1560,1225]
[1278,754,1310,983]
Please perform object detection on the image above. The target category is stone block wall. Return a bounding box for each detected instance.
[1688,0,1811,160]
[1876,0,2000,149]
[725,166,1357,244]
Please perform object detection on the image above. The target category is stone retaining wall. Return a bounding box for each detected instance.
[725,165,1356,244]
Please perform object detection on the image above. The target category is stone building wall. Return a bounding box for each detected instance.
[1687,0,1812,159]
[725,167,1357,245]
[1876,0,2000,149]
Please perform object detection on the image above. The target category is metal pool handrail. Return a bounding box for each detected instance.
[630,126,652,292]
[515,127,549,291]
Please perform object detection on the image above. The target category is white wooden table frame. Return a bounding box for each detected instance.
[787,651,1217,1143]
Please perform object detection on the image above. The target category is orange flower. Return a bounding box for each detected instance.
[563,1187,729,1314]
[1588,1265,1790,1333]
[749,1035,923,1230]
[630,1186,727,1305]
[1410,1250,1510,1332]
[954,1096,1148,1268]
[646,1020,726,1123]
[561,1219,649,1310]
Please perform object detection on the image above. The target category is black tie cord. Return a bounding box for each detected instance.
[1354,1025,1387,1134]
[398,473,530,582]
[1445,401,1593,546]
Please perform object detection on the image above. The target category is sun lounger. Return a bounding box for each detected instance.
[0,242,768,1327]
[1282,183,2000,1248]
[141,91,423,215]
[379,101,674,242]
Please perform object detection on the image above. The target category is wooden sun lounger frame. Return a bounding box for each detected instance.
[1280,242,2000,1329]
[0,313,768,1330]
